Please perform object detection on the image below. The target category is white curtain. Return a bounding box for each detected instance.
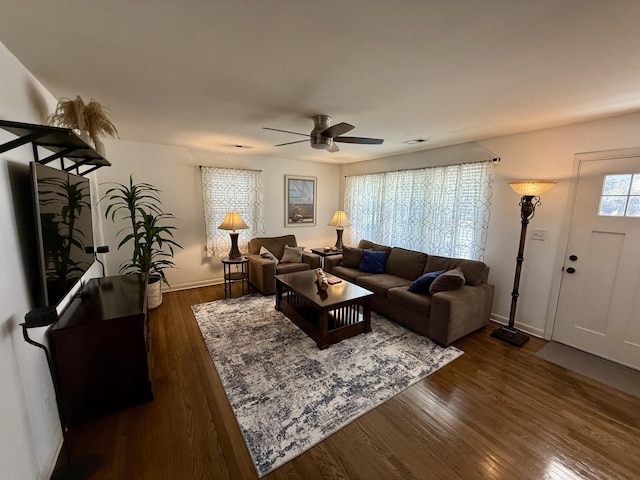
[201,166,265,257]
[344,161,494,261]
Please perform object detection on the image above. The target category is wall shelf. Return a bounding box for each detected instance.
[0,119,111,175]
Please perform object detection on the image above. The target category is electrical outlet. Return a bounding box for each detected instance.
[532,229,546,241]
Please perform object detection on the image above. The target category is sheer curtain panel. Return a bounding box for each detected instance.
[344,161,494,261]
[201,167,265,257]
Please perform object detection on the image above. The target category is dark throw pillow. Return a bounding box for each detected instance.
[359,250,386,274]
[429,268,466,294]
[408,270,445,293]
[341,246,363,269]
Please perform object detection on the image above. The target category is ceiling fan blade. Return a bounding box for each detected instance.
[322,122,354,138]
[274,139,309,147]
[334,136,384,145]
[328,143,340,153]
[263,127,309,137]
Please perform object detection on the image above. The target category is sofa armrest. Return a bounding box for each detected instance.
[302,251,322,269]
[247,254,277,295]
[323,254,343,274]
[429,283,495,346]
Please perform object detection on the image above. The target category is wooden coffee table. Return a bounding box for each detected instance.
[275,270,373,349]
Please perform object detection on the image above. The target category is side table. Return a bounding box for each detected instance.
[222,256,249,298]
[311,248,343,269]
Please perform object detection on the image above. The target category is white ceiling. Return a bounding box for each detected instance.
[2,1,640,164]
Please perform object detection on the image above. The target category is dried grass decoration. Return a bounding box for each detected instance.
[48,95,118,152]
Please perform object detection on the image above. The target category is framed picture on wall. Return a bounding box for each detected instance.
[285,175,317,226]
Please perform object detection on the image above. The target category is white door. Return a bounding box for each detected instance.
[553,154,640,369]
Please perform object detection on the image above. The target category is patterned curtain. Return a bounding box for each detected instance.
[201,167,265,257]
[344,161,494,261]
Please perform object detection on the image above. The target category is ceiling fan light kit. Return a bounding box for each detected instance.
[265,115,383,153]
[310,116,335,150]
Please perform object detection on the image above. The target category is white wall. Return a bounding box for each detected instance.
[0,42,64,480]
[96,140,342,290]
[341,111,640,338]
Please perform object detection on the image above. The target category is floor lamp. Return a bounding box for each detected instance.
[491,180,556,347]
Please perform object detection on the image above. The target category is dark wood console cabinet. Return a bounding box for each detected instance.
[49,274,153,427]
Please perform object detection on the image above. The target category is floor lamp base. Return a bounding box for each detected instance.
[491,326,530,347]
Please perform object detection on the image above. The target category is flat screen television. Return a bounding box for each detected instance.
[30,162,95,306]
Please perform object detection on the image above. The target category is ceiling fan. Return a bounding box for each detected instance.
[264,115,384,153]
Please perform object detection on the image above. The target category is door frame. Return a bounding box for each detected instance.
[543,146,640,339]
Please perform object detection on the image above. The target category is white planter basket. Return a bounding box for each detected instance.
[147,278,163,310]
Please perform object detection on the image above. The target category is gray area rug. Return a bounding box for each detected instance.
[192,294,463,477]
[536,341,640,398]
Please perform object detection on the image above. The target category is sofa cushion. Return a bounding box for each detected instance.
[260,246,279,264]
[425,255,488,286]
[358,239,392,257]
[341,246,363,269]
[388,286,433,314]
[331,265,372,283]
[429,268,465,294]
[275,262,310,274]
[359,250,386,273]
[356,274,411,298]
[281,245,305,263]
[385,247,429,280]
[248,234,297,259]
[408,270,444,293]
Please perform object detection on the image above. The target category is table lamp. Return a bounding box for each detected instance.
[218,211,248,258]
[328,210,350,250]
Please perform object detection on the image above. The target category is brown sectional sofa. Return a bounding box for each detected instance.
[324,239,494,346]
[247,234,321,295]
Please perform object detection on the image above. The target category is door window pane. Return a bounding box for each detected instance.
[631,175,640,195]
[602,174,631,195]
[627,196,640,217]
[599,173,640,217]
[599,196,627,216]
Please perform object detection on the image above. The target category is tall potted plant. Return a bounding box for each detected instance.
[101,176,181,309]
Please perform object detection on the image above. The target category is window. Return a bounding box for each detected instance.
[201,167,265,257]
[598,174,640,217]
[344,161,494,261]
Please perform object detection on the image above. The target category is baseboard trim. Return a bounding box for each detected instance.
[42,428,63,480]
[163,278,224,292]
[489,313,544,339]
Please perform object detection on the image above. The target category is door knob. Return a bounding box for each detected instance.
[566,267,576,274]
[569,255,578,261]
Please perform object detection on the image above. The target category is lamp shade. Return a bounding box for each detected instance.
[217,211,249,231]
[328,211,351,228]
[509,181,557,196]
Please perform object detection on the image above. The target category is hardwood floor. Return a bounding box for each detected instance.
[56,284,640,479]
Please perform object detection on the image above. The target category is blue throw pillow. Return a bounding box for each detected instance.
[359,250,386,273]
[408,270,445,293]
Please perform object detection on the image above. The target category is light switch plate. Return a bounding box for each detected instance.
[532,229,546,241]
